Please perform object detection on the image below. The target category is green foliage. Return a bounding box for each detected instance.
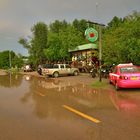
[103,11,140,65]
[107,16,123,28]
[44,20,87,62]
[18,38,31,50]
[0,51,24,69]
[0,51,9,69]
[44,32,62,61]
[12,54,24,68]
[73,19,87,33]
[91,79,110,89]
[49,20,68,33]
[18,22,48,67]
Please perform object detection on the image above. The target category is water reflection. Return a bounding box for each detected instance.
[20,77,103,119]
[109,90,140,112]
[20,77,102,139]
[1,75,140,140]
[24,75,31,81]
[0,73,23,87]
[21,76,140,121]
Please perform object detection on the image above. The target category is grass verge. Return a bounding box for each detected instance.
[91,79,110,89]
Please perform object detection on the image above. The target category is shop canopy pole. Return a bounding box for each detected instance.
[86,21,105,82]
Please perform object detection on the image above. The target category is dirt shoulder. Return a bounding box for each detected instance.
[0,69,7,75]
[20,71,111,88]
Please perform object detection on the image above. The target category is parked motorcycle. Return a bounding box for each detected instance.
[90,68,96,78]
[37,67,42,75]
[101,66,110,78]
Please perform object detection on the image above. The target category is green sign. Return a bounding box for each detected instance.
[85,27,98,43]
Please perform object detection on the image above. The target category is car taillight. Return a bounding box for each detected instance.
[119,76,128,80]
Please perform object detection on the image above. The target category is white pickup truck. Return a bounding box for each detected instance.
[41,64,79,78]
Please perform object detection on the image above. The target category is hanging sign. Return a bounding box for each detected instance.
[85,27,98,43]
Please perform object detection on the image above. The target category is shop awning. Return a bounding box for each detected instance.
[68,43,97,52]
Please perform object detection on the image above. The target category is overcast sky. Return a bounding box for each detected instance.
[0,0,140,56]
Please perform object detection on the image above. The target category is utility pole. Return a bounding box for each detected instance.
[99,25,102,82]
[9,50,11,70]
[9,50,12,87]
[87,21,105,82]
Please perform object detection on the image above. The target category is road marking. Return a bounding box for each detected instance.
[63,105,101,123]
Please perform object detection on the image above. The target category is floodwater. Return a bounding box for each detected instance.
[0,74,140,140]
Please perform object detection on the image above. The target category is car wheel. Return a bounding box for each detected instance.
[115,82,120,91]
[53,72,59,78]
[73,71,78,76]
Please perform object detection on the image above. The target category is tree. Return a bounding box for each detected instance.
[0,51,10,69]
[107,16,123,28]
[0,51,24,69]
[44,32,62,61]
[18,38,31,50]
[49,20,68,33]
[44,20,87,62]
[18,22,48,67]
[12,53,24,68]
[103,11,140,65]
[73,19,87,33]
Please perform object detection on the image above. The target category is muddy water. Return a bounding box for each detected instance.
[0,74,140,140]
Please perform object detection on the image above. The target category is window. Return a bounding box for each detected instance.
[66,65,71,68]
[43,64,53,68]
[53,65,59,68]
[120,66,140,73]
[60,65,64,69]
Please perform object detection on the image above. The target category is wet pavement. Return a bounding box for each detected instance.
[0,74,140,140]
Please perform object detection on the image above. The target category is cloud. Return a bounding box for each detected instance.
[0,0,140,56]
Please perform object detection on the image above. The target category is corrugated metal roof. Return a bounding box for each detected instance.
[69,43,97,52]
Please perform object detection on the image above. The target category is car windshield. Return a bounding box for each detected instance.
[120,66,140,73]
[42,64,53,68]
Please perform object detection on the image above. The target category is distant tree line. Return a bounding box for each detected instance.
[0,51,23,69]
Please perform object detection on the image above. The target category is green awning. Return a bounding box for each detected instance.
[69,43,97,52]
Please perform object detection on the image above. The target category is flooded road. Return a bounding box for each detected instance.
[0,74,140,140]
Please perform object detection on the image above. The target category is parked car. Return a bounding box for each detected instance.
[109,63,140,90]
[40,64,79,78]
[37,64,53,75]
[23,65,32,72]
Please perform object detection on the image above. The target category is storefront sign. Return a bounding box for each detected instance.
[85,27,98,43]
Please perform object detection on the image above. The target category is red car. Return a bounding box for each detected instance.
[109,63,140,90]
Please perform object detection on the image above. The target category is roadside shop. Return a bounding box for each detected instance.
[69,43,99,72]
